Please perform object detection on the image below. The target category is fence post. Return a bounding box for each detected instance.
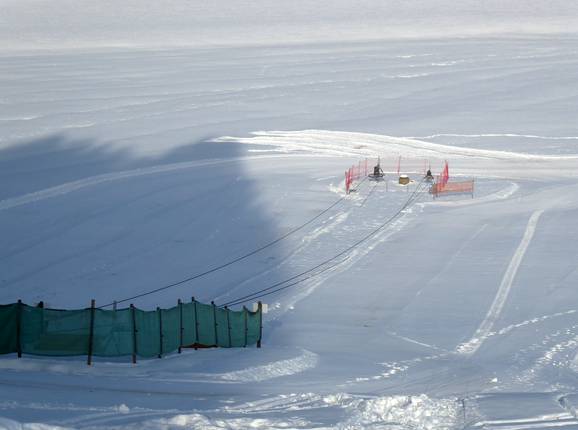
[257,301,263,348]
[225,306,232,348]
[16,300,22,358]
[130,304,137,364]
[157,307,163,358]
[178,299,183,354]
[211,301,219,347]
[87,299,95,366]
[192,297,199,350]
[243,306,248,348]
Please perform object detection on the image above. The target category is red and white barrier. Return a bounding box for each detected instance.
[431,179,474,197]
[344,159,368,194]
[344,157,467,196]
[430,160,474,197]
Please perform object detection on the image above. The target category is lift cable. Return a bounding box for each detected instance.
[221,180,427,307]
[100,176,370,308]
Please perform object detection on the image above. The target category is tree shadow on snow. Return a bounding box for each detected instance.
[0,134,290,314]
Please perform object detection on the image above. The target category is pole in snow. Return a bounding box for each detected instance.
[257,301,263,348]
[87,299,95,366]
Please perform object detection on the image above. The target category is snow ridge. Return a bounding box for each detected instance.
[215,130,578,161]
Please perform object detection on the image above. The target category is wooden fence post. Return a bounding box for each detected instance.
[16,300,22,358]
[192,297,199,350]
[243,306,248,348]
[87,299,95,366]
[157,307,163,358]
[178,299,183,354]
[257,301,263,348]
[211,301,218,347]
[225,306,232,348]
[130,304,137,364]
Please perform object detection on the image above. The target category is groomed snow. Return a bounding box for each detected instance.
[1,35,578,429]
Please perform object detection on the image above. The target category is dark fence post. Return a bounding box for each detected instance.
[257,301,263,348]
[87,299,95,366]
[16,300,22,358]
[157,307,163,358]
[192,297,199,350]
[243,306,248,348]
[178,299,183,354]
[211,301,218,347]
[225,306,232,348]
[130,304,137,364]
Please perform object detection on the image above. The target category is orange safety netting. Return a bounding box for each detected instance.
[431,180,474,197]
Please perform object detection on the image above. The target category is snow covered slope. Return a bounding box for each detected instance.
[1,36,578,429]
[2,0,578,50]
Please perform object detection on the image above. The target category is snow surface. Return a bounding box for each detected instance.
[2,1,578,51]
[1,34,578,429]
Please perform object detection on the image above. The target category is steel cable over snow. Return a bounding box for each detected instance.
[221,180,428,307]
[101,177,370,308]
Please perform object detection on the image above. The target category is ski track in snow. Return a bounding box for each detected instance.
[274,186,427,315]
[475,414,578,430]
[355,310,578,385]
[0,154,324,212]
[217,180,425,315]
[507,322,578,388]
[212,182,366,306]
[407,133,578,141]
[213,206,352,307]
[215,349,319,383]
[457,210,544,356]
[413,222,489,301]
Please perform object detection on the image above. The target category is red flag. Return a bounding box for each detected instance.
[441,161,449,187]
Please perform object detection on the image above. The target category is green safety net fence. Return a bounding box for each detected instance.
[0,301,262,360]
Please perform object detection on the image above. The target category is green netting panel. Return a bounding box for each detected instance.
[215,307,230,347]
[0,304,18,354]
[134,309,161,358]
[196,302,217,346]
[21,307,90,356]
[161,307,180,354]
[228,309,246,348]
[92,309,133,357]
[0,301,261,359]
[181,302,198,346]
[246,310,261,346]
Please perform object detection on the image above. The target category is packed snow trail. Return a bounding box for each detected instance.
[457,210,544,355]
